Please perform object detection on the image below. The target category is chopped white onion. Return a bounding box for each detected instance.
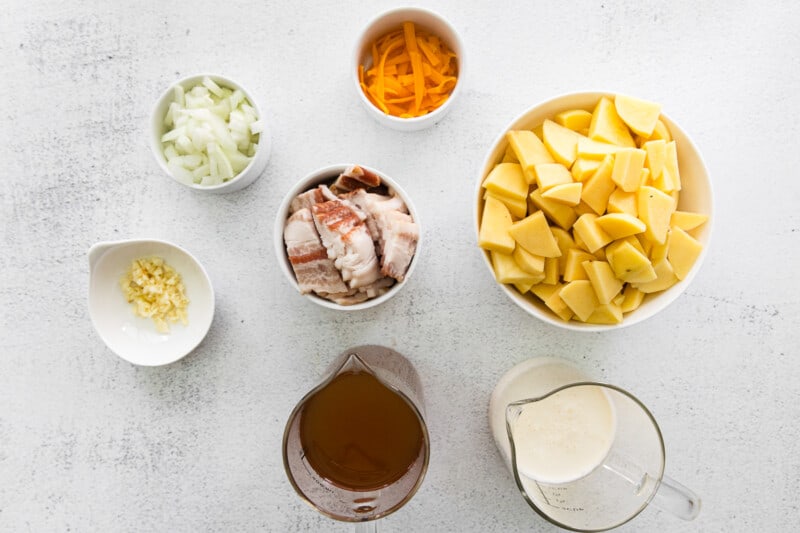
[161,76,261,185]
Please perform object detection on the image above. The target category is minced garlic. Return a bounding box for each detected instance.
[120,256,189,332]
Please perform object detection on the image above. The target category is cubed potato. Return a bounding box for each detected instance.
[663,141,682,191]
[585,303,623,324]
[509,210,561,257]
[614,94,662,137]
[479,196,515,254]
[534,162,574,191]
[611,148,647,192]
[632,258,678,293]
[573,213,613,253]
[606,239,657,283]
[543,119,583,167]
[502,143,519,163]
[542,182,582,206]
[491,251,541,285]
[595,212,646,239]
[606,188,638,217]
[589,96,636,148]
[582,260,623,304]
[483,162,528,201]
[580,154,616,215]
[671,210,709,231]
[636,119,672,145]
[514,280,536,294]
[577,137,623,160]
[543,256,559,284]
[507,130,555,183]
[555,109,593,131]
[559,280,600,322]
[530,189,578,230]
[620,285,645,313]
[563,248,595,281]
[571,157,602,181]
[637,185,676,244]
[484,189,527,219]
[643,139,666,180]
[513,245,546,275]
[667,226,703,280]
[532,282,573,321]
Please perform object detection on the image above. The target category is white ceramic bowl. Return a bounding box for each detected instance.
[475,91,714,331]
[88,239,215,365]
[150,73,270,193]
[274,164,422,310]
[352,7,464,131]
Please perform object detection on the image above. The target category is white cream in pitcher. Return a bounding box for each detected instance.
[489,357,616,484]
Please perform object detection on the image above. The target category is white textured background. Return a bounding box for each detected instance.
[1,1,798,531]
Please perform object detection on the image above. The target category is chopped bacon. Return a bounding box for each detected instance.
[283,208,347,295]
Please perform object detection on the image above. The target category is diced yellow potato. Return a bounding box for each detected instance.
[595,212,646,239]
[586,303,623,324]
[572,213,613,253]
[671,210,709,231]
[559,280,600,322]
[555,109,593,132]
[649,237,669,263]
[483,162,528,201]
[613,292,625,306]
[620,285,645,313]
[479,196,515,254]
[611,148,647,192]
[563,248,595,281]
[622,234,647,256]
[580,154,616,215]
[667,226,703,280]
[542,182,582,206]
[534,162,573,191]
[543,119,583,167]
[573,200,596,217]
[614,94,662,137]
[530,189,578,230]
[571,157,602,181]
[592,244,606,261]
[502,143,519,163]
[632,258,678,293]
[507,130,555,184]
[543,256,559,284]
[509,210,561,257]
[606,239,657,283]
[491,251,541,285]
[643,139,666,180]
[532,282,573,321]
[514,280,536,294]
[582,260,623,304]
[637,185,676,244]
[588,96,636,148]
[663,141,682,191]
[513,245,545,275]
[483,189,527,219]
[606,188,638,217]
[577,137,623,160]
[640,167,651,188]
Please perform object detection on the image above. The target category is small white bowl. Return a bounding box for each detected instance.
[475,91,714,331]
[352,7,465,131]
[150,73,270,193]
[274,164,422,310]
[88,239,215,365]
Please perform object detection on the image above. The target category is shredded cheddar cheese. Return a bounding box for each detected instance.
[359,21,458,118]
[120,257,189,333]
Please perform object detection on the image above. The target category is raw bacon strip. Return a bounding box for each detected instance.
[312,199,381,289]
[330,165,383,194]
[283,208,347,295]
[289,187,326,214]
[324,277,396,306]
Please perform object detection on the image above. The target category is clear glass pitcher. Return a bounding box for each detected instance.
[283,345,429,531]
[489,357,700,531]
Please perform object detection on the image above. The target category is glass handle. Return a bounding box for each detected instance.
[354,521,378,533]
[651,474,702,521]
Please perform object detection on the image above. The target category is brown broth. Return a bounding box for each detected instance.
[299,370,424,491]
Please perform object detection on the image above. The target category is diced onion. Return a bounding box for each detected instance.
[161,76,261,186]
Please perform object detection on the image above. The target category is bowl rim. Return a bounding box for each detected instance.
[88,238,216,365]
[274,163,422,311]
[474,90,714,331]
[351,6,465,128]
[149,72,268,192]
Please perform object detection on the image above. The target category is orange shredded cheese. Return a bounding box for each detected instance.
[359,21,458,118]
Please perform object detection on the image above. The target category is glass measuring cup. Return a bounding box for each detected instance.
[489,357,700,531]
[283,345,429,531]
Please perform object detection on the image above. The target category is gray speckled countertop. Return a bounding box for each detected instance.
[2,1,799,531]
